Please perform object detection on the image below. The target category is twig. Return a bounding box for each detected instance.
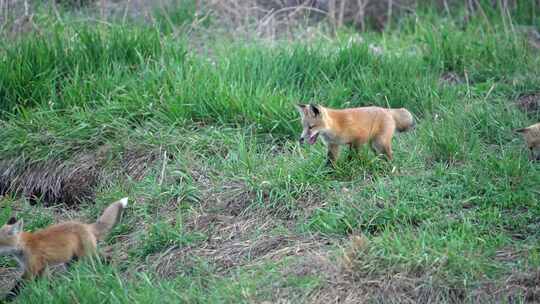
[442,0,451,16]
[51,0,64,25]
[338,0,346,28]
[328,0,336,33]
[483,83,496,102]
[355,0,368,31]
[255,4,327,34]
[499,0,508,35]
[122,0,131,25]
[100,0,106,20]
[464,69,471,99]
[158,150,167,187]
[387,0,393,30]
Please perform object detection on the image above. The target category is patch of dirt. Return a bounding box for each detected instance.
[0,267,18,297]
[516,93,540,116]
[121,148,159,181]
[505,270,540,302]
[212,234,322,270]
[139,156,334,278]
[198,178,255,216]
[439,72,462,86]
[494,247,524,263]
[219,190,255,216]
[152,166,331,275]
[304,262,540,303]
[526,28,540,50]
[294,190,329,218]
[148,201,329,278]
[150,232,325,279]
[278,236,540,303]
[0,264,73,299]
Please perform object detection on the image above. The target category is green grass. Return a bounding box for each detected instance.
[1,2,540,303]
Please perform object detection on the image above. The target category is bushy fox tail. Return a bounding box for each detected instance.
[388,108,415,132]
[90,197,128,240]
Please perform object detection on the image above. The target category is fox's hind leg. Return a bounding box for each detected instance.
[74,232,98,263]
[371,117,395,161]
[66,256,79,269]
[347,142,362,161]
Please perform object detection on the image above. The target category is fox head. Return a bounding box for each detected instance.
[296,104,326,145]
[0,217,23,254]
[516,123,540,161]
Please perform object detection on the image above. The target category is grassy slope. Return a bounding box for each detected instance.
[1,3,540,303]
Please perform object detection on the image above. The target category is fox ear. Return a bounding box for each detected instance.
[296,104,307,117]
[9,219,23,235]
[309,104,321,116]
[515,128,529,133]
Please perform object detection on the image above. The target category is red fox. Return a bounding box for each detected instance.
[296,104,415,165]
[0,197,128,300]
[516,122,540,161]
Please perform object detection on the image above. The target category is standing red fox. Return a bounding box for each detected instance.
[296,104,415,165]
[0,197,128,301]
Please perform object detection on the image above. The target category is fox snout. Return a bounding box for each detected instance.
[298,130,319,145]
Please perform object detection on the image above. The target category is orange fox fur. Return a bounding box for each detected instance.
[296,104,415,164]
[516,122,540,161]
[0,197,128,300]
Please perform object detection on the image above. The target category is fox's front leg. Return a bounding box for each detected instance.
[347,143,361,161]
[4,261,41,301]
[326,144,340,166]
[4,261,45,301]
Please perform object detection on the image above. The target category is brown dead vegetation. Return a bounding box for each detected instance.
[140,164,330,278]
[0,154,102,206]
[0,146,157,206]
[150,231,325,278]
[516,93,540,116]
[0,267,18,296]
[439,71,462,86]
[295,235,540,303]
[121,148,159,181]
[2,0,515,39]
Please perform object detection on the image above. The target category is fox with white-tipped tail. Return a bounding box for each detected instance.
[0,197,128,301]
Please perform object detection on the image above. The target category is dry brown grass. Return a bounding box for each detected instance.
[0,146,157,206]
[0,267,18,296]
[138,163,330,279]
[0,154,103,206]
[516,93,540,117]
[297,236,540,304]
[439,71,463,86]
[1,0,525,41]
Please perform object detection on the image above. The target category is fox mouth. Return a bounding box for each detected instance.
[308,132,319,145]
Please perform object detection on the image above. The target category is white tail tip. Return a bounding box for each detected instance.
[119,197,128,208]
